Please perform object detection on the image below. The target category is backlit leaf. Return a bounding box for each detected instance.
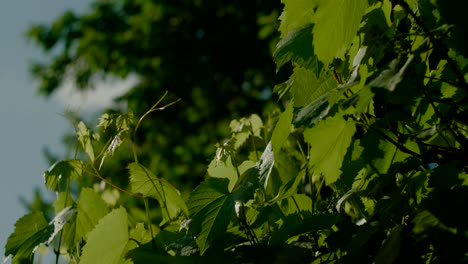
[304,115,356,185]
[312,0,368,65]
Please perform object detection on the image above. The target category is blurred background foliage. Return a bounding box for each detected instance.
[27,0,287,205]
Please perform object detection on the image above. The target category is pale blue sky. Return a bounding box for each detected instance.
[0,0,93,259]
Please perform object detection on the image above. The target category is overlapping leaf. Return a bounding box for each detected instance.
[129,162,188,221]
[188,165,258,254]
[80,207,129,264]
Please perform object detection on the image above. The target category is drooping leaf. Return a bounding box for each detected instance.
[312,0,369,65]
[43,159,83,191]
[128,162,188,221]
[80,207,129,264]
[304,115,356,185]
[271,100,294,152]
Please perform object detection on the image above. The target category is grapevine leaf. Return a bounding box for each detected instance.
[274,24,322,73]
[52,188,109,249]
[290,67,336,107]
[207,157,256,192]
[188,167,258,254]
[4,212,50,262]
[304,116,356,185]
[278,0,317,36]
[229,114,263,149]
[43,159,83,191]
[77,121,95,161]
[129,162,188,221]
[74,188,109,244]
[271,100,294,152]
[312,0,369,65]
[80,208,129,264]
[269,169,305,204]
[187,178,233,254]
[359,129,410,174]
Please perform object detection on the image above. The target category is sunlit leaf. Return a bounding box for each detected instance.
[304,115,356,185]
[312,0,368,65]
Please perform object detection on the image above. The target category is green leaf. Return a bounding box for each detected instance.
[188,168,258,254]
[4,212,50,261]
[304,115,356,185]
[74,188,109,243]
[207,157,256,192]
[290,67,336,107]
[278,0,317,36]
[274,24,322,73]
[80,208,129,264]
[77,121,95,161]
[229,114,263,149]
[359,129,411,175]
[271,100,294,152]
[43,159,83,191]
[187,178,232,254]
[128,162,188,221]
[312,0,369,65]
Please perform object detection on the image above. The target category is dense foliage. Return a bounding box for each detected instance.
[5,0,468,263]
